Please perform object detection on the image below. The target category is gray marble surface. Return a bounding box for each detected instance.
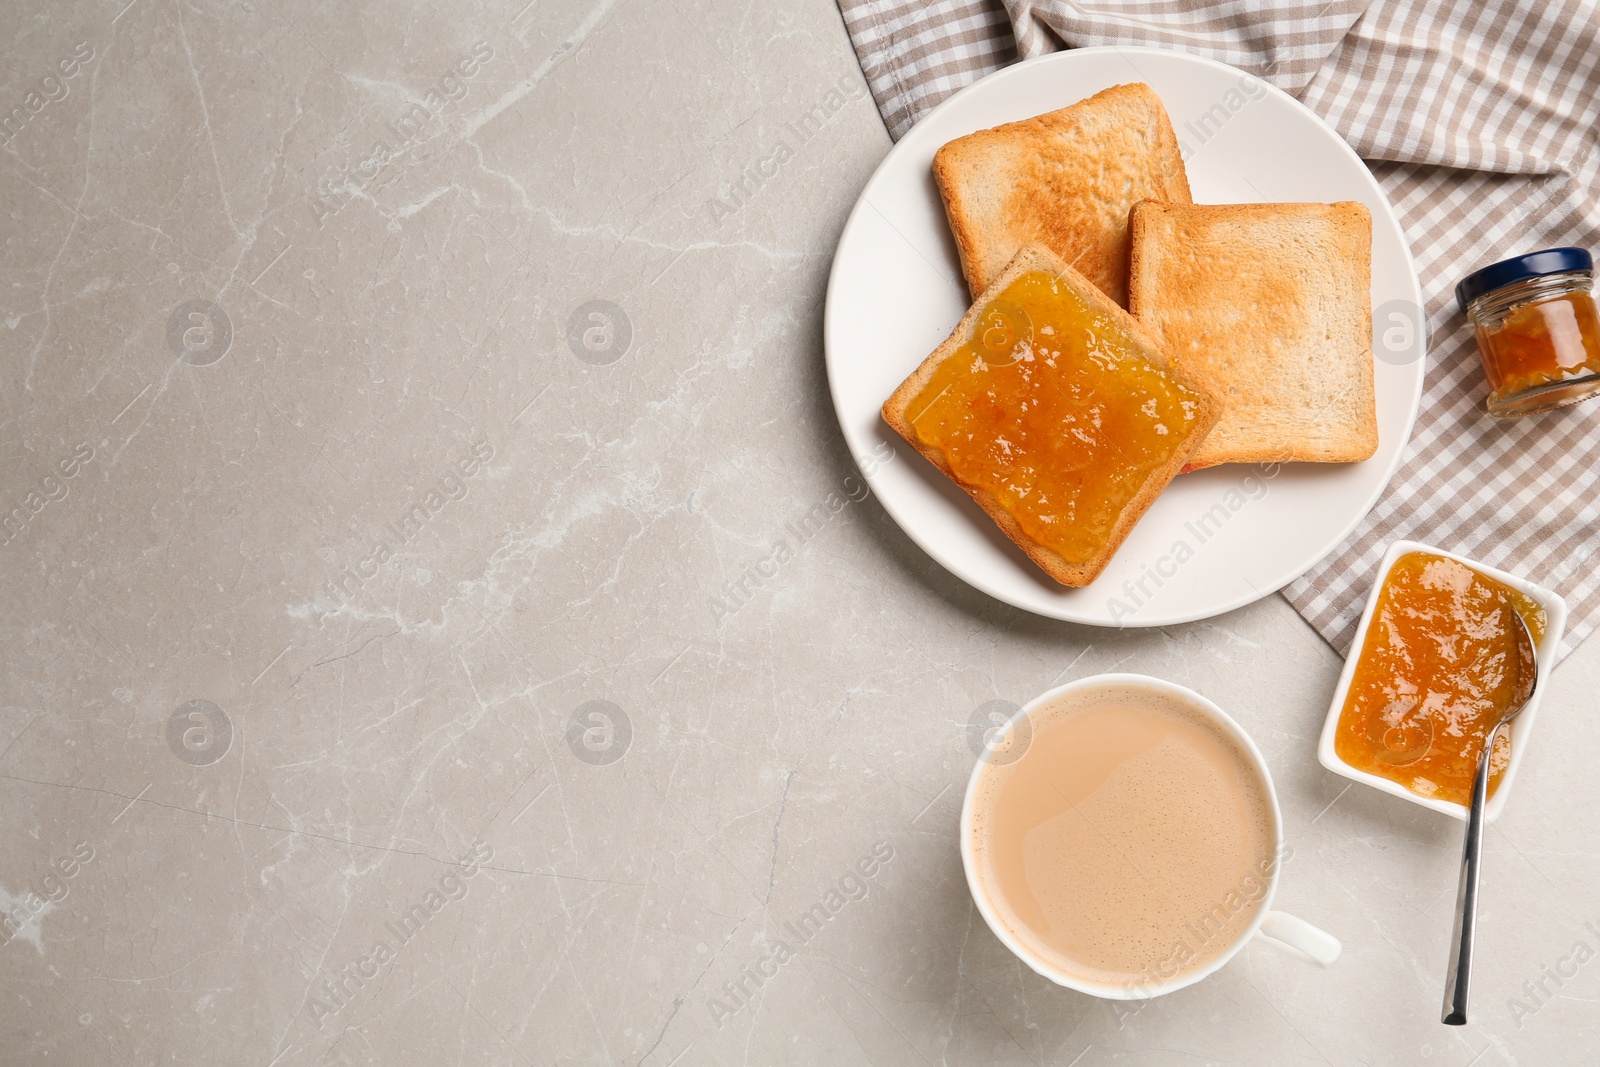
[3,1,1598,1064]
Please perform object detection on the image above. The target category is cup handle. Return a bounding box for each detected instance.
[1255,911,1341,966]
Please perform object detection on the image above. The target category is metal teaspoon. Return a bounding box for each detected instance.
[1442,606,1538,1026]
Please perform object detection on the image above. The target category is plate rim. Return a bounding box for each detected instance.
[823,45,1425,627]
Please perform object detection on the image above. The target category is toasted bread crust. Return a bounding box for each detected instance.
[881,245,1221,587]
[1128,200,1377,469]
[932,83,1191,307]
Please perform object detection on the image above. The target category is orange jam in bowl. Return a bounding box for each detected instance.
[1457,247,1600,417]
[1335,551,1546,807]
[903,270,1205,565]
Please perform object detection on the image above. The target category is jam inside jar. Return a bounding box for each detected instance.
[1457,248,1600,417]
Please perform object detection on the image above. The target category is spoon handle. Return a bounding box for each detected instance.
[1442,724,1498,1025]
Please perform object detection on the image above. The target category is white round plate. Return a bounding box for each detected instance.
[824,47,1423,627]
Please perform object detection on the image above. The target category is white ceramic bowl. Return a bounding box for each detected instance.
[1316,540,1567,823]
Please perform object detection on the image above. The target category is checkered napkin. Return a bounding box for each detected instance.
[837,0,1600,660]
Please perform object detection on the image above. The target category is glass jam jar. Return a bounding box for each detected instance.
[1456,247,1600,417]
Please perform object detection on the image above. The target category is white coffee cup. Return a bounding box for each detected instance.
[960,673,1341,999]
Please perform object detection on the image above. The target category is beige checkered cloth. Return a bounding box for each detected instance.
[838,0,1600,660]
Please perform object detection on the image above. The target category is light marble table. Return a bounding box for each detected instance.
[3,1,1598,1064]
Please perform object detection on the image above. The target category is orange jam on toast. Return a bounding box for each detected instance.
[903,270,1205,565]
[1335,552,1545,807]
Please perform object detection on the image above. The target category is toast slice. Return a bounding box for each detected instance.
[932,83,1191,307]
[1127,200,1377,470]
[882,245,1221,587]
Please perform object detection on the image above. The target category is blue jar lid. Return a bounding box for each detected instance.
[1456,247,1593,314]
